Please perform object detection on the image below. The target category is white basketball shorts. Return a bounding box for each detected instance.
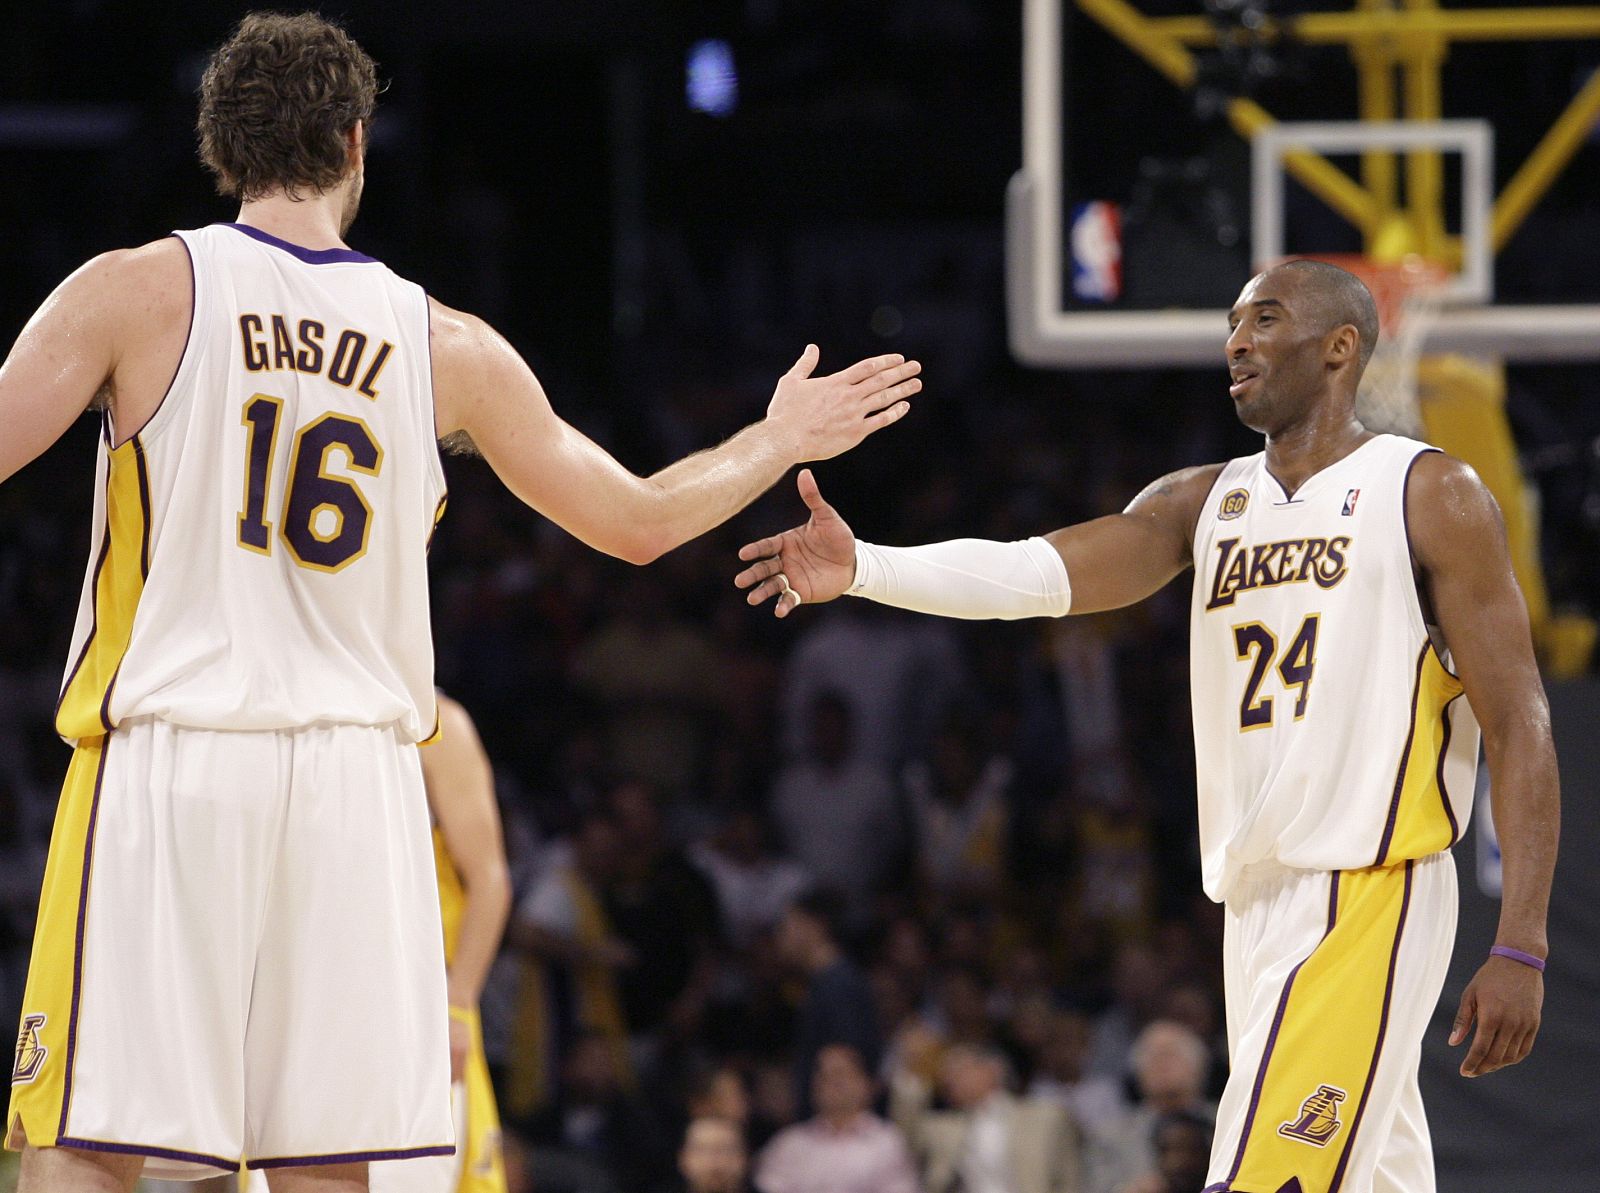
[1205,852,1457,1193]
[6,719,454,1180]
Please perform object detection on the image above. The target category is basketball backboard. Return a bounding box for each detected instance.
[1006,0,1600,368]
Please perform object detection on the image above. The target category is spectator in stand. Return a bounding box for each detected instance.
[1118,1111,1214,1193]
[507,810,635,1118]
[755,1044,921,1193]
[891,1042,1082,1193]
[1091,1021,1214,1193]
[604,780,723,1070]
[777,890,883,1116]
[1085,942,1168,1079]
[685,1062,753,1136]
[678,1116,755,1193]
[527,1029,674,1193]
[770,693,904,918]
[1027,1009,1131,1139]
[903,715,1013,905]
[690,808,812,951]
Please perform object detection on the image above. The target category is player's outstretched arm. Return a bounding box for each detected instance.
[429,299,919,565]
[1408,453,1559,1079]
[0,242,188,484]
[421,693,512,1082]
[736,463,1221,618]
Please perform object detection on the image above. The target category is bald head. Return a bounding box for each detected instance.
[1265,260,1381,370]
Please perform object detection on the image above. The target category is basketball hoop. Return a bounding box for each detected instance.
[1288,253,1451,438]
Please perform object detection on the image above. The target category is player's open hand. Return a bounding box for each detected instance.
[765,345,920,462]
[1450,952,1543,1077]
[735,469,856,617]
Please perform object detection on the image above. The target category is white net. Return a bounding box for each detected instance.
[1313,255,1450,438]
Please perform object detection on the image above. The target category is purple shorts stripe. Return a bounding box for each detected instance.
[1224,871,1342,1187]
[1327,860,1416,1193]
[248,1145,456,1170]
[57,1136,237,1172]
[58,740,112,1140]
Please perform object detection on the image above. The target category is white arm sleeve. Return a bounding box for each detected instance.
[845,536,1072,620]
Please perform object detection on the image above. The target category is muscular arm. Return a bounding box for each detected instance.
[736,463,1222,617]
[1044,464,1224,615]
[422,694,512,1012]
[429,299,918,565]
[1407,452,1559,1076]
[0,241,189,482]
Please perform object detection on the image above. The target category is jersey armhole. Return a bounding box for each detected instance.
[122,232,201,448]
[1187,462,1235,563]
[1400,447,1457,675]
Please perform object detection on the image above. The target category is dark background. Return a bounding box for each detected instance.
[1,4,1597,1192]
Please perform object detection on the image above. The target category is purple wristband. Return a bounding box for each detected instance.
[1490,945,1546,973]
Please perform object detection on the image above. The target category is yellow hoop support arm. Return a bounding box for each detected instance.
[1145,8,1600,46]
[1076,0,1379,233]
[1493,67,1600,251]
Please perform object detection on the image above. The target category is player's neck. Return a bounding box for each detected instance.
[1262,406,1372,497]
[234,190,350,251]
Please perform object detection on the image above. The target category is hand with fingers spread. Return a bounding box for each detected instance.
[765,345,920,463]
[1449,952,1544,1077]
[735,468,856,618]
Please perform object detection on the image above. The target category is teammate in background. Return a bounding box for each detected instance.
[1,12,918,1193]
[737,260,1558,1193]
[372,693,512,1193]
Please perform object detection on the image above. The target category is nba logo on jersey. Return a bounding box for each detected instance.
[12,1013,47,1084]
[1278,1084,1347,1147]
[1342,488,1361,516]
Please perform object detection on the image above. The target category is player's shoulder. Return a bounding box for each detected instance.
[60,237,191,314]
[1405,447,1494,508]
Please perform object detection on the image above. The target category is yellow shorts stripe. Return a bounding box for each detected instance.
[457,1009,507,1193]
[7,738,109,1152]
[1223,861,1415,1193]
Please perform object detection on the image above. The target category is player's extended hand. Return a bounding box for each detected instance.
[765,345,920,462]
[735,469,856,618]
[1449,953,1543,1077]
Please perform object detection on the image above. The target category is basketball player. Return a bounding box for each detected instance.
[0,12,919,1193]
[370,692,512,1193]
[736,259,1558,1193]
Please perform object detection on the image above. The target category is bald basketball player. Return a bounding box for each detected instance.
[737,260,1558,1193]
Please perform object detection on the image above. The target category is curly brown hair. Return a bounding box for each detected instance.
[197,11,378,201]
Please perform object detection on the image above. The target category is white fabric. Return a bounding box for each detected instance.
[847,536,1071,620]
[1188,434,1480,902]
[368,1081,470,1193]
[62,223,446,743]
[1209,855,1457,1193]
[60,719,452,1178]
[958,1093,1018,1193]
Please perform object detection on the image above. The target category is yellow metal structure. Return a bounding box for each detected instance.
[1076,0,1600,255]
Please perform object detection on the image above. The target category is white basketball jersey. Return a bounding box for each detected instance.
[57,223,446,743]
[1188,434,1479,901]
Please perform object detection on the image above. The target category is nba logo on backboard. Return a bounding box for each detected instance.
[1342,489,1360,516]
[1069,202,1121,302]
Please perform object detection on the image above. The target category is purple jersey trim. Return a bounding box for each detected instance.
[248,1145,456,1170]
[58,741,114,1139]
[1328,861,1416,1193]
[1374,644,1431,866]
[58,1136,237,1172]
[223,222,378,265]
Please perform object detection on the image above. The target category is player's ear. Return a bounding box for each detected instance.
[346,120,366,168]
[1326,323,1359,368]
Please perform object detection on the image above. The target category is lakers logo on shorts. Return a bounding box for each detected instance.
[12,1013,48,1084]
[1219,488,1250,520]
[1277,1083,1347,1147]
